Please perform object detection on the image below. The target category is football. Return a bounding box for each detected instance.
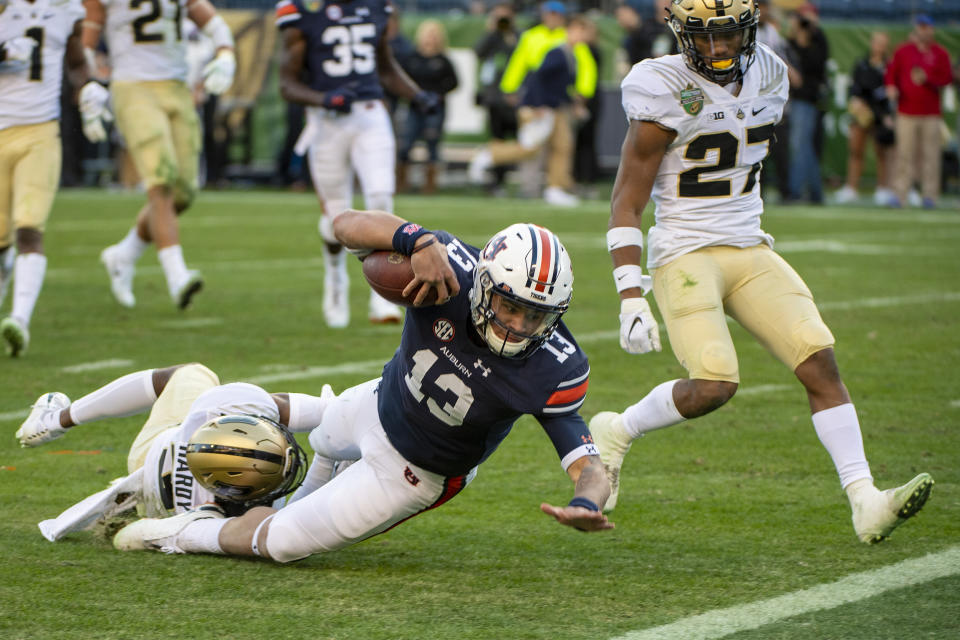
[362,250,438,307]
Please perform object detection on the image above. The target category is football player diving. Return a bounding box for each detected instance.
[16,363,334,541]
[111,211,613,562]
[590,0,933,544]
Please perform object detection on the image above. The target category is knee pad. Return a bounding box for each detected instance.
[698,340,738,380]
[364,192,393,213]
[173,181,197,213]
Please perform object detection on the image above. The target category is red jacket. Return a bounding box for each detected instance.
[884,40,953,115]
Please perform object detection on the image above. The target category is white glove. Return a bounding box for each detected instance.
[1,36,37,64]
[619,297,661,354]
[202,49,236,95]
[78,81,113,143]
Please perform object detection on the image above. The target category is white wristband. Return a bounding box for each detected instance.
[613,265,652,294]
[606,227,644,252]
[201,14,234,50]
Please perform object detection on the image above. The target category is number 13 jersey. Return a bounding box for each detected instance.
[620,43,789,270]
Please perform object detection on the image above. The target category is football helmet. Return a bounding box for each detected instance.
[667,0,759,85]
[469,223,573,359]
[185,415,307,506]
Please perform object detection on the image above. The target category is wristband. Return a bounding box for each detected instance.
[606,226,644,252]
[392,222,432,255]
[411,236,437,254]
[613,264,651,295]
[567,496,600,512]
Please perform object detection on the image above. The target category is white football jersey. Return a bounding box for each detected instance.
[139,382,281,516]
[0,0,84,131]
[102,0,189,82]
[621,44,789,269]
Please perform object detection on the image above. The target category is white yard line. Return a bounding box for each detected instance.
[0,408,28,422]
[59,358,135,374]
[611,546,960,640]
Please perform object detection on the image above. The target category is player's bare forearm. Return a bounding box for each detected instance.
[81,0,105,49]
[65,22,90,96]
[278,29,326,107]
[376,40,419,99]
[333,210,409,251]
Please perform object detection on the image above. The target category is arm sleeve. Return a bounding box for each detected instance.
[621,62,685,132]
[499,31,533,93]
[537,413,596,471]
[573,42,597,99]
[440,56,459,94]
[926,48,954,88]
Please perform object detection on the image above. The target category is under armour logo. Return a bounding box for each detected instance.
[585,444,598,456]
[473,358,491,378]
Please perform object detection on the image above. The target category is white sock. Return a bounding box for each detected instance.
[158,245,189,295]
[812,403,872,489]
[68,369,158,425]
[11,252,46,327]
[177,517,227,554]
[287,453,336,504]
[621,380,686,439]
[323,246,346,274]
[115,227,148,263]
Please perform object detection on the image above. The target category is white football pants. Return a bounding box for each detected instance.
[265,378,475,563]
[304,100,396,218]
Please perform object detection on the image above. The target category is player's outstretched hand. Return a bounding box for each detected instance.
[1,36,37,64]
[78,81,113,143]
[404,235,459,306]
[619,296,661,354]
[540,503,614,532]
[202,49,236,95]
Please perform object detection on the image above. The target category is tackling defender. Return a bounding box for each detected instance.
[112,212,612,561]
[17,362,334,541]
[0,1,89,356]
[591,0,932,544]
[80,0,237,310]
[276,0,440,328]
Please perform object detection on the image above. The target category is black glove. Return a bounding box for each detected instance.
[322,84,358,113]
[412,90,441,114]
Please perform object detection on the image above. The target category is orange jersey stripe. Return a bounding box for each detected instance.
[547,380,589,405]
[276,4,298,17]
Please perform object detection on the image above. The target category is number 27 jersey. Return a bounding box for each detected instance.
[621,44,789,269]
[276,0,392,101]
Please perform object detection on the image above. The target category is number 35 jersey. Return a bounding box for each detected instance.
[378,232,594,478]
[0,0,85,131]
[276,0,392,102]
[102,0,189,82]
[621,44,789,269]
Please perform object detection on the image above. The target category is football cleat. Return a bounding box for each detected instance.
[834,185,858,204]
[99,244,136,308]
[851,473,934,544]
[368,290,402,324]
[173,270,204,310]
[1,316,29,357]
[16,391,70,447]
[323,261,349,328]
[588,412,634,513]
[543,186,581,208]
[467,149,492,184]
[113,504,225,553]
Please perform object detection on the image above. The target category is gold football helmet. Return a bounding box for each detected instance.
[185,415,307,506]
[667,0,759,85]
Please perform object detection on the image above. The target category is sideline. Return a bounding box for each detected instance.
[610,546,960,640]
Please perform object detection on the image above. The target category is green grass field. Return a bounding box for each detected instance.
[1,189,958,639]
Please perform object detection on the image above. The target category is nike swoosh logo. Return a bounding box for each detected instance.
[616,273,628,281]
[752,106,767,116]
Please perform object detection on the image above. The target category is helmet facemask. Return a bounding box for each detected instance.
[668,0,759,85]
[469,224,572,359]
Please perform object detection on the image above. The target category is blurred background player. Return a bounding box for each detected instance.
[80,0,237,310]
[111,212,612,561]
[0,1,89,356]
[395,19,458,195]
[276,0,440,328]
[16,362,334,540]
[591,0,933,545]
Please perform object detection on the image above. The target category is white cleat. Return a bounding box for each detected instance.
[467,148,492,184]
[323,262,349,328]
[173,270,204,310]
[588,411,634,513]
[113,504,225,552]
[1,316,29,357]
[16,391,71,447]
[834,185,858,204]
[543,186,581,208]
[850,473,934,544]
[100,244,136,308]
[368,290,402,324]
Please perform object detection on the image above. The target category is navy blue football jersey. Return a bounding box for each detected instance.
[276,0,392,101]
[378,231,594,477]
